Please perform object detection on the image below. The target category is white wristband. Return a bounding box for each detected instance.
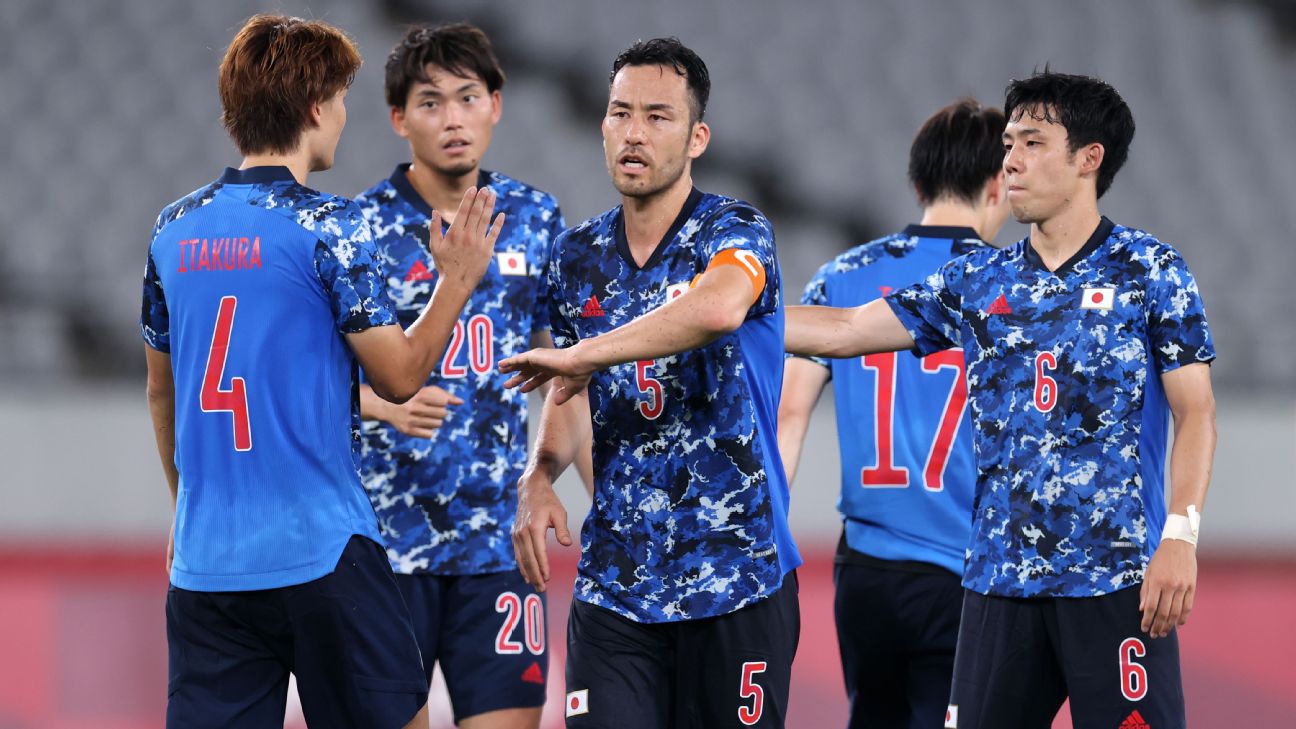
[1162,505,1201,546]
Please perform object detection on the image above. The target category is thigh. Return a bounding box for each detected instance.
[392,572,446,686]
[946,591,1065,729]
[833,562,906,729]
[438,571,549,724]
[565,599,673,729]
[286,535,429,729]
[165,586,290,729]
[1054,586,1185,729]
[900,570,962,729]
[680,572,800,729]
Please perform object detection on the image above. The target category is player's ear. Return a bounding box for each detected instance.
[308,99,324,129]
[1077,142,1105,179]
[688,120,711,160]
[390,105,410,139]
[983,170,1006,207]
[489,89,503,126]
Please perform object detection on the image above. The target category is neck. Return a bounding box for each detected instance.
[1029,195,1102,270]
[407,161,479,224]
[241,152,312,186]
[919,200,990,241]
[622,175,693,259]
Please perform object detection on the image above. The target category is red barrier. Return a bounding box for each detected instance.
[1,545,1293,728]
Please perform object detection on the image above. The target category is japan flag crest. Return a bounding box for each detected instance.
[1081,286,1115,310]
[497,251,527,276]
[566,689,590,717]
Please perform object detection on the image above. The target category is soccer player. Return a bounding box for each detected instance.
[499,38,802,728]
[353,23,591,729]
[785,71,1216,729]
[777,98,1009,729]
[140,15,503,729]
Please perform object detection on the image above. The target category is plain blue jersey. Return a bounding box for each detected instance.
[886,218,1216,598]
[355,166,564,575]
[140,166,395,592]
[799,225,988,575]
[548,189,802,623]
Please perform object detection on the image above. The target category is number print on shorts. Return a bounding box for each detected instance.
[1119,637,1148,701]
[495,591,544,656]
[738,661,767,725]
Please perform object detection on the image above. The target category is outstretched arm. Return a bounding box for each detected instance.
[144,346,178,573]
[784,299,915,359]
[499,262,757,400]
[1140,362,1216,638]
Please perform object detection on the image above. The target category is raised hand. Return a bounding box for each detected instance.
[428,186,505,291]
[499,347,592,403]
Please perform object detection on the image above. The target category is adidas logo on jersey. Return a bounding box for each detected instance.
[580,295,606,318]
[405,260,435,282]
[1119,709,1151,729]
[521,661,544,685]
[984,293,1013,315]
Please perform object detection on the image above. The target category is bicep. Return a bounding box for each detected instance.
[345,324,409,386]
[1161,362,1215,421]
[145,345,173,395]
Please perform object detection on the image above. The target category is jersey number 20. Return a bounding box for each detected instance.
[859,349,966,491]
[201,296,252,451]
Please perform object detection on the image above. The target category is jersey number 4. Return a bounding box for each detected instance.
[201,296,252,451]
[859,349,966,491]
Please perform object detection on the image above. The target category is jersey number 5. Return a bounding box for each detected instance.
[636,359,665,420]
[201,296,252,451]
[860,349,966,491]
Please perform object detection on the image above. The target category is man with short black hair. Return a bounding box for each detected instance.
[785,70,1216,729]
[354,23,591,729]
[779,97,1009,729]
[501,38,801,728]
[141,14,502,729]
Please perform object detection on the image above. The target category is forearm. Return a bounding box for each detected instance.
[777,412,811,483]
[358,384,392,422]
[526,390,592,484]
[146,384,179,508]
[392,280,474,393]
[785,299,914,358]
[570,291,740,372]
[1167,410,1215,514]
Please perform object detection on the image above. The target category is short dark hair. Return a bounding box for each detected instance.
[908,98,1007,207]
[385,23,505,109]
[610,37,710,123]
[1004,70,1135,198]
[219,14,361,155]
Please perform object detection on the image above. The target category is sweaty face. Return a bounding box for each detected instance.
[395,66,500,178]
[1002,108,1083,225]
[311,88,348,172]
[602,64,700,199]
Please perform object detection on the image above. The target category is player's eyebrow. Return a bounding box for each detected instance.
[1004,127,1042,140]
[609,99,677,113]
[414,82,482,99]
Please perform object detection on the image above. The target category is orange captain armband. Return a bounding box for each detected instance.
[705,248,767,305]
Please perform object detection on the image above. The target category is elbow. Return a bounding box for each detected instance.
[366,376,418,405]
[699,305,747,338]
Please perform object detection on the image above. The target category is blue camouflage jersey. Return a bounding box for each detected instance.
[800,225,986,575]
[548,188,802,623]
[355,165,563,575]
[886,217,1215,598]
[139,166,395,591]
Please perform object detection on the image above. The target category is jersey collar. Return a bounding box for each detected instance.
[388,163,492,220]
[901,223,982,241]
[219,166,297,185]
[614,187,705,271]
[1023,216,1115,276]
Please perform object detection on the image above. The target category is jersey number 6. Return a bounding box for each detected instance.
[201,296,252,451]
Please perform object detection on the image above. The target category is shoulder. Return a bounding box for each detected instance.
[485,170,561,214]
[556,206,617,250]
[1107,223,1189,274]
[273,185,371,243]
[353,178,397,217]
[152,182,222,239]
[818,233,916,281]
[694,193,772,242]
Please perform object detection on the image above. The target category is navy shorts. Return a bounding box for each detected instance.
[394,570,548,723]
[947,585,1184,729]
[165,534,428,729]
[565,571,799,729]
[834,539,963,729]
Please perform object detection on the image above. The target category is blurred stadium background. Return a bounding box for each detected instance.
[1,0,1294,726]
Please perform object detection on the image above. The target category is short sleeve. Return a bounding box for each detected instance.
[531,204,566,334]
[704,205,778,316]
[1146,246,1216,372]
[884,258,965,356]
[546,230,577,349]
[140,247,171,352]
[792,265,832,369]
[313,209,398,334]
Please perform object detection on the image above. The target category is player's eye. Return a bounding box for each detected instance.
[1026,140,1040,147]
[463,95,477,104]
[422,101,438,109]
[649,114,666,122]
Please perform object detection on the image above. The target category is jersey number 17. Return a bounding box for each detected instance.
[859,349,966,491]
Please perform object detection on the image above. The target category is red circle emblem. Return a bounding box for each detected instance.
[1091,292,1104,303]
